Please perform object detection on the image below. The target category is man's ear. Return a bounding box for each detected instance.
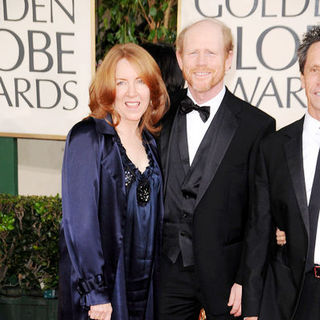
[176,51,183,71]
[300,73,305,89]
[225,50,233,71]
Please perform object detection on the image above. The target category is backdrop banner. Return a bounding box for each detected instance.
[0,0,94,138]
[179,0,319,128]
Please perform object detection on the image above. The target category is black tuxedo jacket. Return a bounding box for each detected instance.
[243,117,309,320]
[158,88,275,316]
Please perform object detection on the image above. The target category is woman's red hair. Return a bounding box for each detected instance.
[89,43,169,134]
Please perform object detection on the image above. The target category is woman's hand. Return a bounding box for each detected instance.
[88,303,112,320]
[276,228,286,246]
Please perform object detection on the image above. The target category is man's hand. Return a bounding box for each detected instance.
[276,228,286,246]
[227,283,242,317]
[88,303,112,320]
[244,317,258,320]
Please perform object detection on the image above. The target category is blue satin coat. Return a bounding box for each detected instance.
[58,117,164,320]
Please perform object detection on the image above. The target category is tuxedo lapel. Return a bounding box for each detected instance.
[160,89,188,194]
[159,113,173,169]
[177,115,191,174]
[284,117,309,237]
[195,95,239,208]
[160,109,179,195]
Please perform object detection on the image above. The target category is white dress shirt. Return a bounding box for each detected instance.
[186,86,226,165]
[302,111,320,264]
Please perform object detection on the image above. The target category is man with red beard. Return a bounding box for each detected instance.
[157,19,275,320]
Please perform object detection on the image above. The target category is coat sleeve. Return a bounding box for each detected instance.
[61,120,110,307]
[235,117,275,285]
[242,142,273,316]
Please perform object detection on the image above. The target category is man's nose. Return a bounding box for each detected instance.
[196,52,207,66]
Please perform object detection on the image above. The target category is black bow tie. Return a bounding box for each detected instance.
[180,96,210,122]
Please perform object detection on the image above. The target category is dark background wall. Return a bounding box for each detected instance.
[0,138,17,195]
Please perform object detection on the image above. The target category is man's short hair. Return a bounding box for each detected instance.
[176,19,233,55]
[298,25,320,74]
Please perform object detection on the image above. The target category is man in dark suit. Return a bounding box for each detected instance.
[243,25,320,320]
[157,19,275,320]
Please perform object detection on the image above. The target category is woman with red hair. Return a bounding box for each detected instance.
[59,43,169,320]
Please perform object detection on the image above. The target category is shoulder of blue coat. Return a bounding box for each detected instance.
[64,118,99,152]
[69,117,95,133]
[67,117,115,140]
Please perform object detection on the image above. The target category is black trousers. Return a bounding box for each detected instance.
[294,271,320,320]
[158,254,240,320]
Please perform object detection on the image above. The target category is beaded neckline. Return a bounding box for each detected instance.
[115,132,154,206]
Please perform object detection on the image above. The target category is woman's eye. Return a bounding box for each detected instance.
[137,78,145,84]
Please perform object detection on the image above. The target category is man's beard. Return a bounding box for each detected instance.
[182,67,221,93]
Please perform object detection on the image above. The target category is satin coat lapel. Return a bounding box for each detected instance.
[94,118,124,186]
[144,130,160,166]
[94,117,126,213]
[195,94,239,208]
[284,117,309,237]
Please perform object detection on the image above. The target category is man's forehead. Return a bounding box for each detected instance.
[308,41,320,53]
[187,21,221,35]
[306,42,320,62]
[183,26,223,49]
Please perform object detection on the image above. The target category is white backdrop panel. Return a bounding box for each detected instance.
[179,0,320,128]
[0,0,93,137]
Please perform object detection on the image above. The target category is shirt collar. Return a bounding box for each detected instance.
[304,111,320,144]
[187,86,226,108]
